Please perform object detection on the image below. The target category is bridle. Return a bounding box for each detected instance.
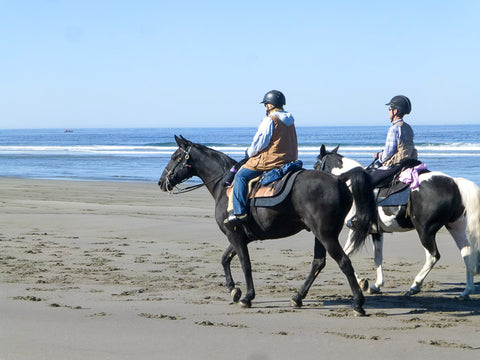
[164,145,204,194]
[316,156,328,172]
[163,145,224,195]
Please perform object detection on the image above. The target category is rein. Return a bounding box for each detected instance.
[167,182,205,195]
[318,156,327,172]
[365,159,378,171]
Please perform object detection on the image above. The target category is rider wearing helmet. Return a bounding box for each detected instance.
[225,90,298,225]
[370,95,418,186]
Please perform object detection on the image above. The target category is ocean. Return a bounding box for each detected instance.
[1,125,479,185]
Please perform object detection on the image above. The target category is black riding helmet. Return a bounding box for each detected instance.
[261,90,286,108]
[386,95,412,115]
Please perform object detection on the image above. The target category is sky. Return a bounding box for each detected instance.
[1,0,479,129]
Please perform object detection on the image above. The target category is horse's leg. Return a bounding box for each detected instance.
[227,232,255,308]
[446,216,475,299]
[344,231,384,294]
[322,237,366,316]
[370,232,384,294]
[291,238,326,308]
[405,227,440,297]
[343,229,369,292]
[221,244,242,303]
[342,229,356,254]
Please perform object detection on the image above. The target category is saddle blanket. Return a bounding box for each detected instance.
[377,187,410,207]
[226,170,303,211]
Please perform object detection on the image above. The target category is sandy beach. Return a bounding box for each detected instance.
[1,177,479,359]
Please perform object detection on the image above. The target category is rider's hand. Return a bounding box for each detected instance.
[373,152,381,160]
[222,167,237,187]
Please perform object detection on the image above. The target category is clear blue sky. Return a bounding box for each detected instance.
[1,0,479,128]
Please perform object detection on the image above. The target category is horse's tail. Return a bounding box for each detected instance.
[454,177,480,274]
[339,167,377,253]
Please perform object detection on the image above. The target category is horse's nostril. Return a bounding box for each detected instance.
[158,179,167,191]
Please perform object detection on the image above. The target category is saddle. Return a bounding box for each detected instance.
[226,169,304,212]
[376,161,429,207]
[376,181,410,206]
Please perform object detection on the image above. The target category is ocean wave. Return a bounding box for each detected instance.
[0,145,178,155]
[144,142,179,147]
[1,143,480,156]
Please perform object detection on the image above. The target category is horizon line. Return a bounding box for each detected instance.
[1,123,480,130]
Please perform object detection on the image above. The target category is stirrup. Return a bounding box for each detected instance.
[224,212,248,225]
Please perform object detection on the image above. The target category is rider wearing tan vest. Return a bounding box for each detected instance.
[225,90,298,225]
[244,114,298,171]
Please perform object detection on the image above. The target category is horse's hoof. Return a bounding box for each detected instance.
[231,288,242,303]
[359,278,369,292]
[353,307,366,317]
[369,286,382,294]
[239,299,252,308]
[290,298,302,308]
[458,294,471,301]
[404,287,420,297]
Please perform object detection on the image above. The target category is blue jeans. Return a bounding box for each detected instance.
[232,167,263,215]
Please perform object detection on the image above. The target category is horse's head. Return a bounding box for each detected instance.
[158,135,197,192]
[314,144,344,174]
[315,145,364,176]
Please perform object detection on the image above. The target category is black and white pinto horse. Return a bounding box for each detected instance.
[316,145,480,299]
[158,136,377,315]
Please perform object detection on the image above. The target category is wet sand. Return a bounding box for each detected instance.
[0,178,479,359]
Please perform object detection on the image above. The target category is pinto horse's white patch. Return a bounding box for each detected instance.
[332,157,362,176]
[378,206,411,232]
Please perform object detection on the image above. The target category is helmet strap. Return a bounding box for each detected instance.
[265,104,274,116]
[390,108,402,122]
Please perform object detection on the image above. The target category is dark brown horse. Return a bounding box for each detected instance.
[158,136,377,315]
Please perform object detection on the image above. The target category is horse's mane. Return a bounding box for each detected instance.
[192,142,237,171]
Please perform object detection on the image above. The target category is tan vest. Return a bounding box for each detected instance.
[244,115,298,171]
[383,121,418,167]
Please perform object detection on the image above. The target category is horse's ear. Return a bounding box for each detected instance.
[332,145,340,154]
[320,144,327,157]
[179,135,192,145]
[174,135,188,149]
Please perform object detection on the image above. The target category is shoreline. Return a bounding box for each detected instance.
[0,175,158,184]
[1,177,479,359]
